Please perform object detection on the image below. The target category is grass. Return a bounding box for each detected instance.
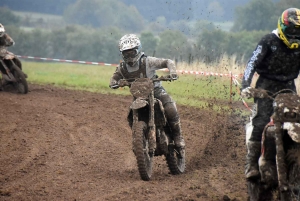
[22,61,242,111]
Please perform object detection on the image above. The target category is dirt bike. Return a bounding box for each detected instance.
[0,51,28,94]
[111,76,186,181]
[247,88,300,201]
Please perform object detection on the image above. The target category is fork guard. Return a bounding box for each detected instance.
[283,122,300,143]
[130,98,148,110]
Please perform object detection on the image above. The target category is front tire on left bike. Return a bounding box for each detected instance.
[133,121,153,181]
[12,64,28,94]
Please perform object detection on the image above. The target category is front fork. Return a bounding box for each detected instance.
[132,91,156,156]
[148,91,156,155]
[0,59,16,82]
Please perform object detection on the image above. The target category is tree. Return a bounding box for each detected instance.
[191,20,216,38]
[0,7,21,26]
[6,26,50,57]
[224,30,267,60]
[140,32,158,56]
[0,0,76,15]
[196,29,229,62]
[144,16,167,34]
[169,20,193,36]
[64,0,144,32]
[231,0,277,32]
[276,0,300,13]
[156,30,191,61]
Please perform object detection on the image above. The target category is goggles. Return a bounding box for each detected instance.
[284,26,300,39]
[122,49,138,59]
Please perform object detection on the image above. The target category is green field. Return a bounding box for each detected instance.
[22,61,243,110]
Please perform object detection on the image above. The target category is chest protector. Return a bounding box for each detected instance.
[119,56,147,79]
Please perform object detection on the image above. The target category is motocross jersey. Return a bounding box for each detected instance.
[0,33,14,58]
[242,29,300,89]
[110,53,177,88]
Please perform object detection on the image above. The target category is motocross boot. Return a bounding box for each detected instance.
[169,120,186,149]
[245,140,261,180]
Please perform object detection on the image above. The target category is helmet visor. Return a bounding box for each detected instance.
[285,26,300,39]
[122,49,138,59]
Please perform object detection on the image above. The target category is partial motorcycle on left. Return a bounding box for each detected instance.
[0,51,28,94]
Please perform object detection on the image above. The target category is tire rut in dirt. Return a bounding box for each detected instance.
[133,121,153,181]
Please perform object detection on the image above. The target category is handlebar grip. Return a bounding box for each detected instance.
[110,85,119,89]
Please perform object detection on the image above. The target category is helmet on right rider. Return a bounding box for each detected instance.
[278,8,300,49]
[118,34,143,67]
[0,23,5,37]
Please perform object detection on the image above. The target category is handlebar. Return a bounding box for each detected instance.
[111,75,176,89]
[249,88,296,100]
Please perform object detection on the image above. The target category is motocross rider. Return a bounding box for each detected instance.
[0,23,15,90]
[0,23,15,59]
[109,34,185,150]
[240,8,300,180]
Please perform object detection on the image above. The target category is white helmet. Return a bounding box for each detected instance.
[119,34,143,66]
[0,23,5,37]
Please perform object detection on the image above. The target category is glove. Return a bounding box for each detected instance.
[109,80,119,89]
[170,73,178,80]
[118,79,129,87]
[240,87,253,99]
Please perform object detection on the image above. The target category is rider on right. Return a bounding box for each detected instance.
[240,8,300,180]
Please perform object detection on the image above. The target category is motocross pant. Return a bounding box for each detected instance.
[154,86,185,148]
[245,76,296,179]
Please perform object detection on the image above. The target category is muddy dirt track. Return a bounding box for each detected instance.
[0,84,249,201]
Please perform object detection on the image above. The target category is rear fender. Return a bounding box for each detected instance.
[283,122,300,143]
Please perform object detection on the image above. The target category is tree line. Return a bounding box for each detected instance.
[1,0,299,64]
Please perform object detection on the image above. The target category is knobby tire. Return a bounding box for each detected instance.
[12,64,28,94]
[133,121,152,181]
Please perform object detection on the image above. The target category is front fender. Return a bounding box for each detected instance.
[130,98,148,110]
[283,122,300,143]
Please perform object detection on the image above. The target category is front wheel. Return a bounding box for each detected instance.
[166,145,185,175]
[12,64,28,94]
[132,121,153,181]
[247,180,273,201]
[286,147,300,200]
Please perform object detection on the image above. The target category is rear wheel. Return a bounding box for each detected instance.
[12,64,28,94]
[132,121,153,181]
[166,145,185,175]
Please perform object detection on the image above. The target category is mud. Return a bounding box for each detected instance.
[0,84,249,201]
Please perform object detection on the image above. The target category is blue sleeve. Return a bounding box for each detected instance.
[241,37,268,89]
